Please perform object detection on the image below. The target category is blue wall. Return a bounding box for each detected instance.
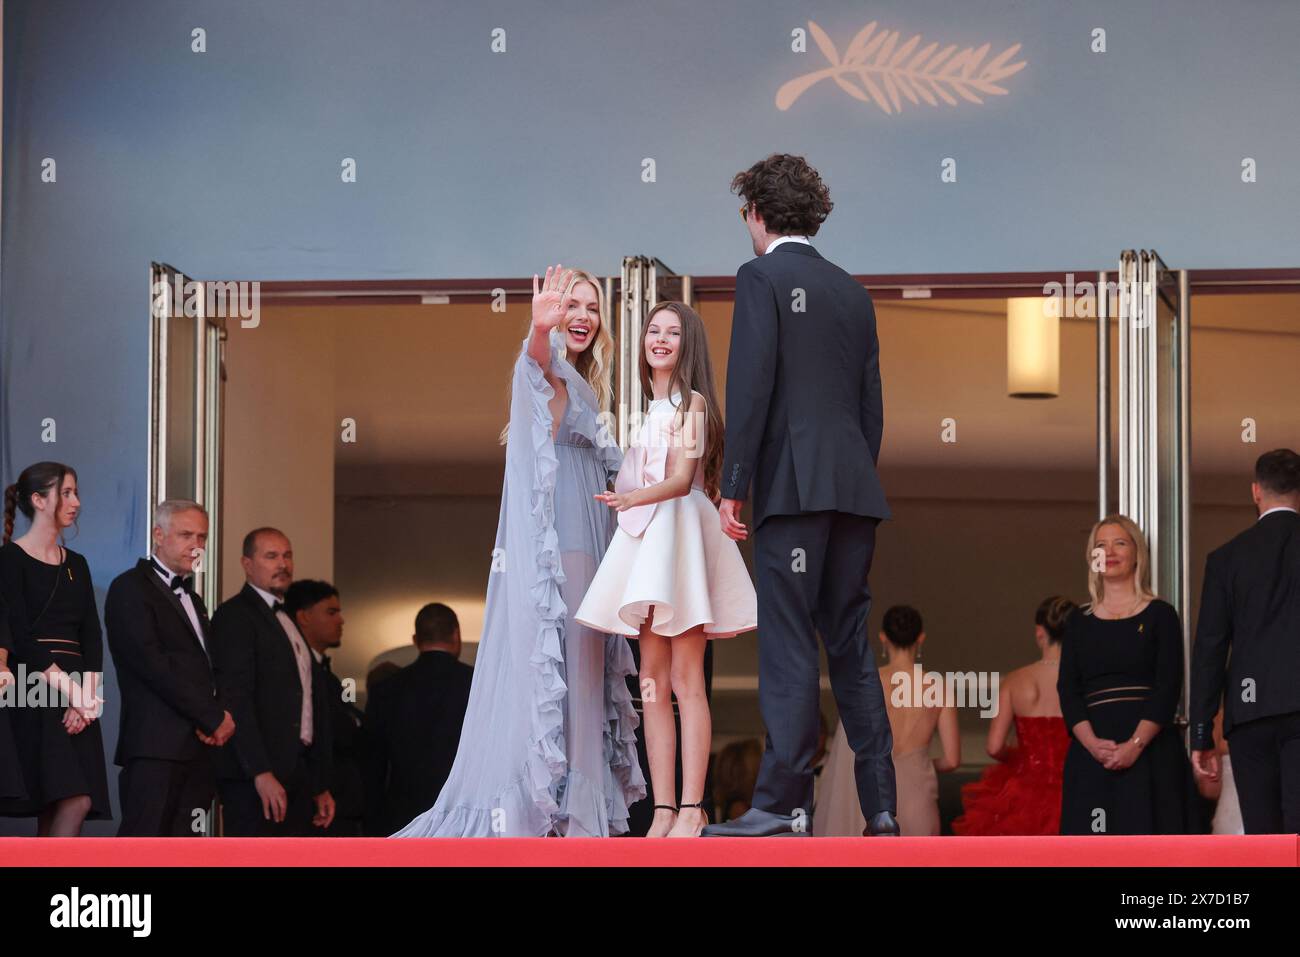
[2,0,1298,830]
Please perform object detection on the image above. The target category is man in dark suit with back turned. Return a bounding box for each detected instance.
[1191,448,1300,833]
[363,602,472,836]
[703,153,898,837]
[105,499,234,836]
[210,528,334,836]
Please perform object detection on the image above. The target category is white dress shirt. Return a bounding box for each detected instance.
[764,235,812,254]
[250,582,313,746]
[150,557,208,656]
[1258,505,1299,520]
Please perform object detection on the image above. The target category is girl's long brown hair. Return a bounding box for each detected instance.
[640,301,724,503]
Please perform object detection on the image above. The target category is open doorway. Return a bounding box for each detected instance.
[149,260,1300,833]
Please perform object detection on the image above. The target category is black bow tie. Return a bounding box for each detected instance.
[272,601,287,616]
[152,558,194,595]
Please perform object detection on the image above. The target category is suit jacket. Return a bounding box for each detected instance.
[362,649,473,835]
[104,559,225,765]
[721,242,890,528]
[319,655,367,824]
[210,583,333,793]
[1190,508,1300,749]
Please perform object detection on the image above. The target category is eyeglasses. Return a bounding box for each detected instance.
[739,203,750,223]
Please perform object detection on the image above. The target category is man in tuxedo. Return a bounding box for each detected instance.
[285,579,366,836]
[1190,448,1300,833]
[105,500,234,836]
[362,603,472,836]
[703,154,898,837]
[210,528,334,836]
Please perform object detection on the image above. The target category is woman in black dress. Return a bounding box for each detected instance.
[1057,513,1206,835]
[1,462,110,834]
[0,592,30,809]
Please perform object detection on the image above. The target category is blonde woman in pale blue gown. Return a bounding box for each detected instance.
[393,265,645,837]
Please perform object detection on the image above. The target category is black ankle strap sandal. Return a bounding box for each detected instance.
[653,804,678,812]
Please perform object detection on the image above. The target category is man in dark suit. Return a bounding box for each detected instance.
[703,154,898,837]
[285,579,366,836]
[1190,448,1300,833]
[210,528,334,836]
[105,500,234,836]
[363,603,472,836]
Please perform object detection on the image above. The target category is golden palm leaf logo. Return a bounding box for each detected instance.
[777,20,1027,114]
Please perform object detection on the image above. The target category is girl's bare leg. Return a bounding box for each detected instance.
[639,615,677,837]
[666,627,710,838]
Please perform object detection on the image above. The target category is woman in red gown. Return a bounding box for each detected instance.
[951,596,1075,835]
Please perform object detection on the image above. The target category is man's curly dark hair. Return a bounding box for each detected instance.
[730,153,833,236]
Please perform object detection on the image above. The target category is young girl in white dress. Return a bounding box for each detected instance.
[575,302,757,838]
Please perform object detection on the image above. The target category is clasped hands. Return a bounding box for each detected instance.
[195,710,236,747]
[1088,736,1141,772]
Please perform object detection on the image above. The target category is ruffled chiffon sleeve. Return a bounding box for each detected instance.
[506,336,573,829]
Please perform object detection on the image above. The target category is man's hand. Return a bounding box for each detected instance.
[254,771,288,823]
[312,790,336,829]
[1191,748,1221,781]
[197,711,236,747]
[720,498,747,541]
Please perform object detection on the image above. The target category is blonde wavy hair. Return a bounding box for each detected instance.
[1084,513,1158,610]
[499,268,615,445]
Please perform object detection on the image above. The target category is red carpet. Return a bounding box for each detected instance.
[1,835,1294,867]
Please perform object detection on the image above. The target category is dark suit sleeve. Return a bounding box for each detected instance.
[105,577,224,734]
[720,263,779,501]
[1057,609,1088,735]
[361,688,391,836]
[309,657,334,796]
[1189,550,1232,750]
[211,602,273,777]
[1142,601,1185,726]
[860,298,884,465]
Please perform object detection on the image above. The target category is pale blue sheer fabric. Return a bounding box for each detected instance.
[392,335,645,837]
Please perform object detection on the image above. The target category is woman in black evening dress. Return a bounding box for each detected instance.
[1,463,111,833]
[0,595,30,809]
[1057,513,1207,835]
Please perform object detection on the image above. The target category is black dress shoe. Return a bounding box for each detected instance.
[700,807,810,837]
[863,811,901,836]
